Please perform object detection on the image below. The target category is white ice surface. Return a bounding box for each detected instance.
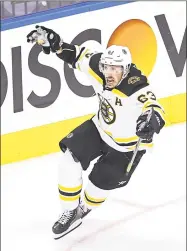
[1,123,186,251]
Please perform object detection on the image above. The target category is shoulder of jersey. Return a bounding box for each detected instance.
[115,64,150,97]
[88,52,103,79]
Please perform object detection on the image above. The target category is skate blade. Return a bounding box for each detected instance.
[54,220,82,240]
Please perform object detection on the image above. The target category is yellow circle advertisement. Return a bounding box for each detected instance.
[107,19,157,77]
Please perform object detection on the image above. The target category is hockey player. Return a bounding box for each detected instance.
[27,26,166,239]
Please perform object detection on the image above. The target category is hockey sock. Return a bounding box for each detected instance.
[58,150,83,211]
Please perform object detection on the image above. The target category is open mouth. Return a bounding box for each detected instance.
[106,78,115,87]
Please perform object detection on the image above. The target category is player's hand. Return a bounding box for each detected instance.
[26,25,62,54]
[136,112,154,140]
[136,109,165,140]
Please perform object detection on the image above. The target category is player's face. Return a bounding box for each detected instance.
[103,65,123,88]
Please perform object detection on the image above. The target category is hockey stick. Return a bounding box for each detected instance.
[125,108,153,176]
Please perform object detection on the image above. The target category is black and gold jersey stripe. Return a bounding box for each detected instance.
[104,130,153,149]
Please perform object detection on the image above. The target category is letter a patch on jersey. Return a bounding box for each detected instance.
[115,97,122,106]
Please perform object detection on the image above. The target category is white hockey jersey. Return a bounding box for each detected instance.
[60,46,166,152]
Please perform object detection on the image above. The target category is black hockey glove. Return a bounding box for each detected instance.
[136,109,165,140]
[26,25,62,54]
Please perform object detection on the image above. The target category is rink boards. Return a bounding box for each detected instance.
[1,1,186,164]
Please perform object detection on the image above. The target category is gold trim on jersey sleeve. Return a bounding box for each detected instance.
[142,100,157,110]
[88,67,103,84]
[152,107,165,120]
[143,105,165,121]
[78,48,90,61]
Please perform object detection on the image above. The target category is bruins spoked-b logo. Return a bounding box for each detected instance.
[98,94,116,124]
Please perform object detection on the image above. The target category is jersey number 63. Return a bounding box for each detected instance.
[137,91,156,103]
